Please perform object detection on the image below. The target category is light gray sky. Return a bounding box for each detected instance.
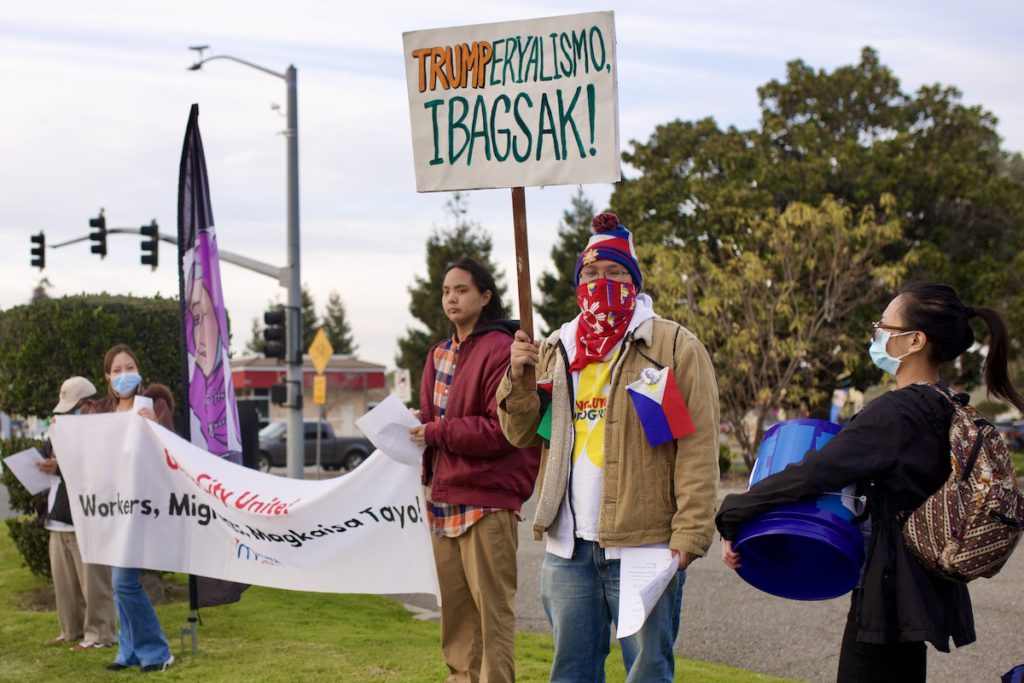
[2,0,1021,368]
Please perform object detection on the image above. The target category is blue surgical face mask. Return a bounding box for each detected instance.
[112,372,142,396]
[868,330,915,376]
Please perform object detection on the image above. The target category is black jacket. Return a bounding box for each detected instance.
[716,384,975,651]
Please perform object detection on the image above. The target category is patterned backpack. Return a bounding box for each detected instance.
[902,385,1024,582]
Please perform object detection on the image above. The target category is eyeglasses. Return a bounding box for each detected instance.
[871,320,911,341]
[579,268,632,282]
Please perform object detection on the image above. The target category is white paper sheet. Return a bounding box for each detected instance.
[616,546,680,638]
[355,393,425,466]
[133,394,154,412]
[2,447,59,495]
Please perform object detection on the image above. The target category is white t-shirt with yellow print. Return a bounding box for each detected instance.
[542,293,658,560]
[571,348,618,541]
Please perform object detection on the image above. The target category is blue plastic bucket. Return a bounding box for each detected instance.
[733,418,866,601]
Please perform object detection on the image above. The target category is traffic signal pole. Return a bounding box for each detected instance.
[47,229,291,285]
[283,64,304,481]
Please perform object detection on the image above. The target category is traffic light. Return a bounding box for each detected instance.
[263,307,286,359]
[89,210,107,258]
[30,231,45,270]
[140,220,159,269]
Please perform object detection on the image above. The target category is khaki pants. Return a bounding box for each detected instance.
[49,530,116,645]
[431,509,519,683]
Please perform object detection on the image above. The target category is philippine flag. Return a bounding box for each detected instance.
[626,367,695,446]
[536,379,553,442]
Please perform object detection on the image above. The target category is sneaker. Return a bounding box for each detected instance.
[72,641,106,651]
[105,663,130,671]
[141,654,174,673]
[45,635,71,646]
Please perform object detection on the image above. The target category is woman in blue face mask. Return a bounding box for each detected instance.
[81,344,176,673]
[715,282,1024,683]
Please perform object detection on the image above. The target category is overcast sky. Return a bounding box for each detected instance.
[2,0,1021,369]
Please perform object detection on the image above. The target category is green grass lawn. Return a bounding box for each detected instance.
[0,528,797,682]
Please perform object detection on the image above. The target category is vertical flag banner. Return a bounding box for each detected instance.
[177,104,242,463]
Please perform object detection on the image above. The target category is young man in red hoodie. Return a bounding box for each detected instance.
[410,257,541,683]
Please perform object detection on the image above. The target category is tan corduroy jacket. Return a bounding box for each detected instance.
[497,316,720,557]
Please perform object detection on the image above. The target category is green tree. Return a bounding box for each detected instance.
[30,277,52,304]
[395,193,506,401]
[644,196,907,466]
[322,290,357,355]
[300,284,319,352]
[536,188,595,335]
[0,294,182,417]
[246,316,266,355]
[613,46,1024,394]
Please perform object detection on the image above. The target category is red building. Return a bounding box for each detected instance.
[232,355,387,435]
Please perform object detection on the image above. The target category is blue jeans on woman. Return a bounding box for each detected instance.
[111,567,171,668]
[540,539,686,683]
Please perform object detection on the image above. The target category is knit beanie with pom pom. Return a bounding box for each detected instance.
[573,212,642,289]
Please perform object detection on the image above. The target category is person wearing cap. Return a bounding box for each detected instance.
[497,213,720,682]
[36,376,117,651]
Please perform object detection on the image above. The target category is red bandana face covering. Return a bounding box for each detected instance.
[571,279,637,372]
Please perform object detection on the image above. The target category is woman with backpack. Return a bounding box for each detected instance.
[716,282,1024,682]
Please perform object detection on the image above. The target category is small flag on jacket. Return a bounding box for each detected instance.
[626,367,695,446]
[536,379,553,442]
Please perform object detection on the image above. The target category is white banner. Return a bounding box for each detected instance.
[49,413,439,598]
[403,11,620,192]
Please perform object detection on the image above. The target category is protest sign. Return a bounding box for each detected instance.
[403,11,619,192]
[49,413,440,598]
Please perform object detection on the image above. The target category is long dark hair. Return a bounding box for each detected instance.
[898,282,1024,412]
[444,257,506,333]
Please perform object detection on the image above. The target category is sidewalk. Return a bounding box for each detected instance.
[680,483,1023,682]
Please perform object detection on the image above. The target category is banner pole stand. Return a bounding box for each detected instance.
[181,574,199,654]
[511,186,535,391]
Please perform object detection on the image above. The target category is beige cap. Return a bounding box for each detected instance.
[53,376,97,414]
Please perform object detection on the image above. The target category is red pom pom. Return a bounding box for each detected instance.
[591,212,620,233]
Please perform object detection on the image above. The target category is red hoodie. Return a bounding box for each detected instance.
[419,320,540,512]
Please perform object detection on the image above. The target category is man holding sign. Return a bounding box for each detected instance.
[498,214,720,682]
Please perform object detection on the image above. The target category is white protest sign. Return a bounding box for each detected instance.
[403,11,620,192]
[2,447,57,495]
[355,393,424,467]
[49,413,439,598]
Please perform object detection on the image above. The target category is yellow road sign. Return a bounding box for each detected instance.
[313,375,327,405]
[308,328,334,375]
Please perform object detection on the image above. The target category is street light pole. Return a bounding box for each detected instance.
[283,64,304,481]
[189,49,304,480]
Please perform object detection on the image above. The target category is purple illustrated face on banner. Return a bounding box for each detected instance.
[187,261,222,378]
[185,256,230,454]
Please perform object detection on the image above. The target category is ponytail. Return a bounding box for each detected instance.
[899,282,1024,413]
[972,306,1024,413]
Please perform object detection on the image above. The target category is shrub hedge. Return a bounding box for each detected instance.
[1,436,49,577]
[0,293,182,417]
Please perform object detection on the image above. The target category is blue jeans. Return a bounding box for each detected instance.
[540,539,685,683]
[111,567,171,668]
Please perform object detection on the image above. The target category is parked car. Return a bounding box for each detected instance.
[257,421,374,472]
[995,420,1024,452]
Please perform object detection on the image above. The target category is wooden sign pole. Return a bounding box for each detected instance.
[511,186,536,390]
